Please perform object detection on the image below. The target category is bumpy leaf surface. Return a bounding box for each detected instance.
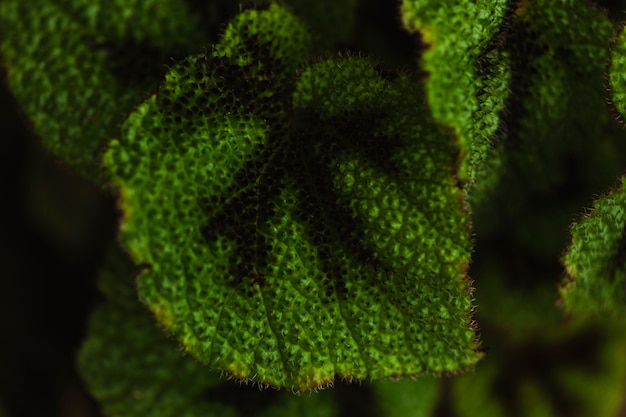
[78,245,339,417]
[78,248,232,417]
[80,247,443,417]
[105,4,479,390]
[0,0,229,182]
[401,0,510,195]
[402,0,613,204]
[561,177,626,316]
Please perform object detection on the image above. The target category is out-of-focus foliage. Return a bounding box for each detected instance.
[451,322,626,417]
[374,377,440,417]
[0,0,233,182]
[401,0,509,197]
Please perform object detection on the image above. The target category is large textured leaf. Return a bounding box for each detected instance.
[104,4,479,390]
[561,177,626,316]
[401,0,613,205]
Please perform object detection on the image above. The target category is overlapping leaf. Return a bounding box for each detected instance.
[561,177,626,317]
[104,4,479,390]
[566,22,626,317]
[400,0,510,199]
[401,0,614,206]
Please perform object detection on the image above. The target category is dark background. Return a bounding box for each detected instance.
[3,1,626,416]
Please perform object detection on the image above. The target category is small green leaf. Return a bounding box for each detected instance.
[105,4,479,390]
[258,0,358,48]
[561,177,626,317]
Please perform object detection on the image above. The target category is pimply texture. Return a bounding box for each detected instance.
[105,4,479,390]
[0,0,229,182]
[561,177,626,317]
[401,0,511,198]
[78,248,443,417]
[78,245,341,417]
[77,247,234,417]
[46,0,206,48]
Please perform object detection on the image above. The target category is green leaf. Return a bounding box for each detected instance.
[104,4,479,390]
[79,245,340,417]
[78,248,232,417]
[401,0,614,205]
[80,245,443,417]
[400,0,511,197]
[0,0,235,182]
[561,177,626,317]
[610,20,626,120]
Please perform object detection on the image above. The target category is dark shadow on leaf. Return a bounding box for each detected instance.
[201,104,402,300]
